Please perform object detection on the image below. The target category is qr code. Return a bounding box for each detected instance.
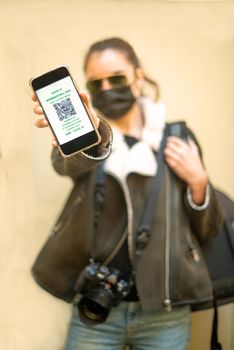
[53,97,76,121]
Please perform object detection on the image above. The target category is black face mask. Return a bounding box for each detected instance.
[91,86,136,120]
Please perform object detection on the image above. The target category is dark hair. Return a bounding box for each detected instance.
[83,37,160,101]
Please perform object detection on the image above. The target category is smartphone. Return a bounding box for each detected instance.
[30,66,101,157]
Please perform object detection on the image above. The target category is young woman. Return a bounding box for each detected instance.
[32,38,223,350]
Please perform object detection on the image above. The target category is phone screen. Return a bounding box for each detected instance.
[31,66,100,156]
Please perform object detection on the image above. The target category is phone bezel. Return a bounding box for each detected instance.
[31,66,100,157]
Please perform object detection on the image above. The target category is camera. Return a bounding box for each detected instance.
[76,260,130,325]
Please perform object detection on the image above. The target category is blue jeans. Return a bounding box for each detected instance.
[64,302,191,350]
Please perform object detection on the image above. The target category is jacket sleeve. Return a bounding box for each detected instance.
[181,126,224,242]
[184,182,224,243]
[51,118,112,178]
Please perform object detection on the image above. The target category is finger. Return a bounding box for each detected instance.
[166,136,186,147]
[80,91,95,116]
[165,156,178,169]
[164,147,181,162]
[79,90,90,106]
[33,104,44,115]
[35,118,48,128]
[79,90,100,128]
[188,138,199,155]
[165,141,188,158]
[52,139,58,148]
[32,94,37,102]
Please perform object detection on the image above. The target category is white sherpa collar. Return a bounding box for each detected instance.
[104,97,166,181]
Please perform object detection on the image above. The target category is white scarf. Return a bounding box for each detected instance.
[104,97,166,182]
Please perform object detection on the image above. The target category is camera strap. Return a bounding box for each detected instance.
[93,159,129,264]
[93,160,106,228]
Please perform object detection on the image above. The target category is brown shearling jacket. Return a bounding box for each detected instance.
[32,119,224,311]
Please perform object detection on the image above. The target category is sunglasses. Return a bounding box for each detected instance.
[86,75,128,94]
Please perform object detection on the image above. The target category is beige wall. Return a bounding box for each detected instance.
[0,0,233,349]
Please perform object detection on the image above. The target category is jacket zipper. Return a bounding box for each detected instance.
[186,230,200,263]
[164,166,172,311]
[123,178,134,265]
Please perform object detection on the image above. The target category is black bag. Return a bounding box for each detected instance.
[192,189,234,311]
[167,122,234,312]
[191,189,234,350]
[168,122,234,350]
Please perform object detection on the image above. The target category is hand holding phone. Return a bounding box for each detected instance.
[30,66,101,157]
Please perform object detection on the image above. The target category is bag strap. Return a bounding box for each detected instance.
[135,124,169,254]
[135,121,189,254]
[211,294,222,350]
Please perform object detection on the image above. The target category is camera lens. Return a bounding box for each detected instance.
[77,286,113,325]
